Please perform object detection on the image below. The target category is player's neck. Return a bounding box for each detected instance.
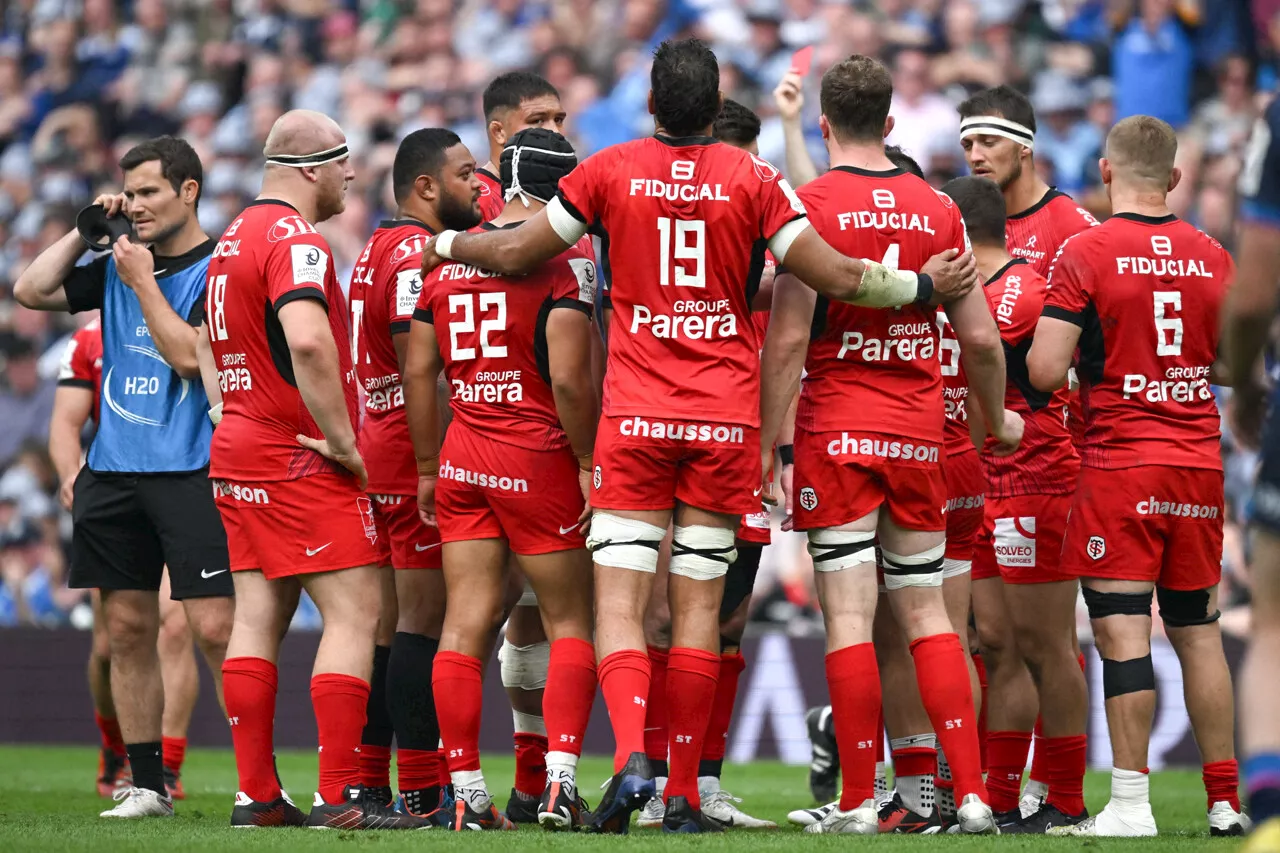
[481,159,498,178]
[972,243,1013,282]
[491,198,545,228]
[1108,183,1172,219]
[152,216,208,258]
[258,180,319,225]
[1004,169,1051,217]
[826,139,896,172]
[396,204,442,234]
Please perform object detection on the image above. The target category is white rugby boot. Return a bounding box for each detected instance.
[787,801,835,827]
[100,786,174,818]
[699,785,776,829]
[1048,802,1158,837]
[1208,801,1252,837]
[947,794,999,834]
[803,798,878,835]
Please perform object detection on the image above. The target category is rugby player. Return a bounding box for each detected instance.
[635,98,778,831]
[417,38,977,833]
[349,128,483,815]
[958,82,1098,815]
[758,54,1016,836]
[1027,115,1246,837]
[406,128,598,831]
[475,72,567,222]
[944,175,1088,833]
[208,110,425,829]
[1222,93,1280,848]
[16,137,233,819]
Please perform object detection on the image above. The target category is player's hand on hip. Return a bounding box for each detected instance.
[417,474,438,527]
[773,72,804,122]
[295,433,368,490]
[93,192,127,217]
[989,409,1024,457]
[112,235,154,289]
[419,238,445,278]
[1228,383,1266,451]
[58,475,76,511]
[921,248,978,305]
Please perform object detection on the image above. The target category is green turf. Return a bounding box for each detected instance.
[0,745,1238,851]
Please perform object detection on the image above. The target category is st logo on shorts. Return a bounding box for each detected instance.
[799,487,818,512]
[356,496,377,544]
[593,465,602,490]
[1086,535,1106,560]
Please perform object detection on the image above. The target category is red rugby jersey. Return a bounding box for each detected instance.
[1042,213,1233,471]
[476,166,505,222]
[351,219,433,494]
[1006,189,1098,277]
[795,166,967,442]
[415,224,597,450]
[57,319,103,422]
[205,200,359,482]
[981,259,1078,496]
[556,134,805,427]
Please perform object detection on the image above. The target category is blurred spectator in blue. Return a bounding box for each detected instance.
[1033,71,1101,196]
[0,337,55,469]
[1113,0,1195,128]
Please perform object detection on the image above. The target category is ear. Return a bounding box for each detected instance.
[1099,158,1112,186]
[181,178,199,205]
[819,114,831,142]
[647,90,655,117]
[300,165,320,184]
[415,173,436,202]
[1167,166,1182,194]
[883,115,895,139]
[488,118,507,149]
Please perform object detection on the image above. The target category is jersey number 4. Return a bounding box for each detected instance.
[449,292,508,361]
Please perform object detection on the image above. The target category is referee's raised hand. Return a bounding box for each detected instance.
[296,433,368,490]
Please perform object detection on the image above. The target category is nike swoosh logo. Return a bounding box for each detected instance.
[558,524,579,535]
[414,543,440,552]
[305,543,332,557]
[201,569,228,579]
[753,486,763,497]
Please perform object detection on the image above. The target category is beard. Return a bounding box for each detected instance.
[438,190,483,232]
[145,215,186,249]
[996,157,1023,191]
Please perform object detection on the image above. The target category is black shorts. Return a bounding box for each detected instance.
[70,468,232,600]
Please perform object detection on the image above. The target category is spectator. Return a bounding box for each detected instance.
[0,338,55,470]
[886,47,962,172]
[1113,0,1196,128]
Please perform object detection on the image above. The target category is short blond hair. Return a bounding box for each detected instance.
[1105,115,1177,187]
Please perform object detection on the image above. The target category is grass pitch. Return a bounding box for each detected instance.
[0,745,1239,851]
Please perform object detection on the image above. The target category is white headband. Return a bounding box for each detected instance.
[960,116,1035,151]
[264,143,350,168]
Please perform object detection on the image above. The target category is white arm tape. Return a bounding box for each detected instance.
[435,229,457,260]
[208,401,223,425]
[849,261,919,308]
[546,196,591,245]
[767,217,810,265]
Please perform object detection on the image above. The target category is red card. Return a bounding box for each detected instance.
[790,46,814,77]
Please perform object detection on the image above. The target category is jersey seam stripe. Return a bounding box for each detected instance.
[272,287,328,313]
[389,320,411,335]
[1041,304,1084,327]
[57,378,95,388]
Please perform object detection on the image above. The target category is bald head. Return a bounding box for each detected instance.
[1105,115,1177,188]
[263,110,345,161]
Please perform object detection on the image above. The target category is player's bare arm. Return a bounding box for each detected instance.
[421,207,572,279]
[195,320,222,424]
[403,316,444,525]
[278,298,367,488]
[781,226,977,307]
[759,272,817,473]
[13,192,125,311]
[750,263,778,311]
[947,285,1021,454]
[774,71,819,188]
[1026,315,1083,393]
[546,306,598,528]
[48,384,92,510]
[1224,221,1280,447]
[112,235,201,378]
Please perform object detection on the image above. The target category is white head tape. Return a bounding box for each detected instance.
[960,116,1035,151]
[264,143,350,168]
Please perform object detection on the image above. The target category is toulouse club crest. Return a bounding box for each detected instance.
[1086,535,1106,561]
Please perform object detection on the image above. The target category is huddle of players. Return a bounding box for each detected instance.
[187,35,1247,838]
[790,81,1249,837]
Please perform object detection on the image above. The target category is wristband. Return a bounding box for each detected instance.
[854,260,919,308]
[778,444,794,466]
[915,273,934,305]
[417,457,440,477]
[435,230,458,260]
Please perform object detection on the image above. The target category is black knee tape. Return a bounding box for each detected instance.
[1156,586,1221,628]
[1082,586,1154,620]
[1102,655,1155,698]
[719,545,762,620]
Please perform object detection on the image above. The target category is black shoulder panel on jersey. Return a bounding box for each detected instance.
[745,239,768,307]
[1004,338,1053,411]
[1076,302,1105,386]
[534,294,555,387]
[264,298,297,388]
[810,295,829,341]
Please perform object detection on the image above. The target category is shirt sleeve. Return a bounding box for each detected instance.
[56,331,94,387]
[755,159,809,261]
[1042,236,1092,325]
[555,153,605,229]
[265,235,332,311]
[412,267,440,324]
[389,253,424,334]
[63,255,109,314]
[550,241,598,316]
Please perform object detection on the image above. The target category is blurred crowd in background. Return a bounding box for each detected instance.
[0,0,1267,634]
